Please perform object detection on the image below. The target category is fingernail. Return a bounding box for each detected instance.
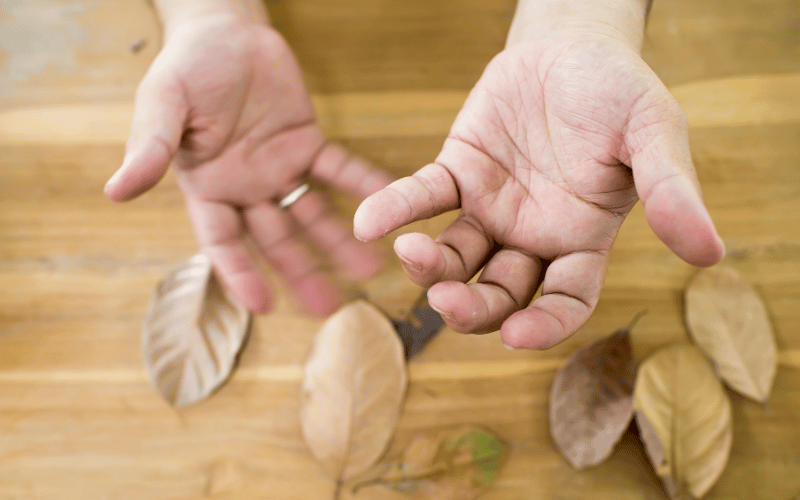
[104,168,123,193]
[503,342,517,351]
[398,255,423,275]
[428,301,454,322]
[105,154,131,193]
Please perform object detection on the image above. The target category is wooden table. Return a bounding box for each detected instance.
[1,1,798,498]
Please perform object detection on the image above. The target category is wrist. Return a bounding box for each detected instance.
[154,0,269,39]
[506,0,649,53]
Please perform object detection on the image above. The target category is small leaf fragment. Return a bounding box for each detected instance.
[355,425,507,499]
[301,300,408,483]
[549,314,641,469]
[633,344,733,499]
[142,254,251,407]
[685,265,778,402]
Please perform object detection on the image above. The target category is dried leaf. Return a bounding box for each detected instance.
[549,313,642,469]
[633,344,733,499]
[355,425,507,499]
[301,300,408,484]
[685,265,777,402]
[142,254,251,407]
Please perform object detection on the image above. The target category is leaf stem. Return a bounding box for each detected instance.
[624,309,649,333]
[350,455,500,494]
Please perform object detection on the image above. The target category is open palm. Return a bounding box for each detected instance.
[355,35,723,349]
[106,16,391,315]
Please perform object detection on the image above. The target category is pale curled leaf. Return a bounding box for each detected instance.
[142,254,251,407]
[685,265,777,402]
[354,425,507,500]
[301,300,408,482]
[634,344,733,499]
[549,319,638,469]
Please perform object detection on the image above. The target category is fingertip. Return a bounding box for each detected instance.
[104,168,125,200]
[500,309,564,351]
[105,138,172,202]
[353,195,380,242]
[395,232,445,287]
[227,273,275,315]
[689,235,725,268]
[394,233,435,268]
[427,281,483,332]
[644,179,725,268]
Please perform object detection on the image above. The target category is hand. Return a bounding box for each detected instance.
[105,14,391,316]
[354,33,724,349]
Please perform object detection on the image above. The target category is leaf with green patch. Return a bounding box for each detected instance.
[353,425,507,499]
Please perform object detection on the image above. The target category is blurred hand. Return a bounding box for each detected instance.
[106,14,391,316]
[354,33,724,349]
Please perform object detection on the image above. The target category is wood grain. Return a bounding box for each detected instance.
[2,0,800,499]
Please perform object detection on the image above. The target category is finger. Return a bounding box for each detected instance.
[353,162,459,241]
[244,201,342,317]
[310,142,394,199]
[625,92,724,267]
[393,213,493,288]
[500,250,609,350]
[105,71,187,201]
[186,197,273,314]
[289,190,383,283]
[426,248,543,334]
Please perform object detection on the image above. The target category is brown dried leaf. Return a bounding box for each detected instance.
[549,315,640,469]
[354,425,507,499]
[633,344,733,499]
[685,265,777,402]
[301,300,408,483]
[142,254,251,407]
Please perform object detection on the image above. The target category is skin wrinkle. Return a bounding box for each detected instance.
[381,183,424,233]
[482,276,526,311]
[623,85,686,165]
[424,164,461,214]
[177,68,247,162]
[439,240,470,280]
[639,171,683,205]
[525,48,638,216]
[536,52,581,205]
[481,79,531,163]
[445,132,524,211]
[445,134,526,242]
[487,56,542,175]
[543,289,594,315]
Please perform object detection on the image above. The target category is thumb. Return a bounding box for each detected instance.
[105,73,187,201]
[626,94,725,267]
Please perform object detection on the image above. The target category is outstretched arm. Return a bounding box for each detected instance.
[355,0,723,349]
[106,0,392,316]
